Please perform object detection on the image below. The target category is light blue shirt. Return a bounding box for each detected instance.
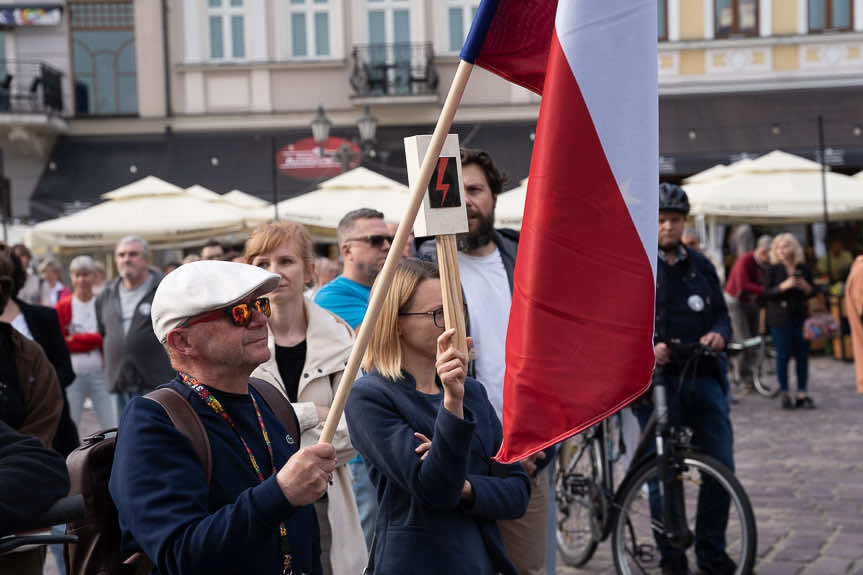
[313,275,371,329]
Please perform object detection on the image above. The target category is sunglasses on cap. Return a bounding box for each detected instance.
[183,297,271,329]
[344,234,393,248]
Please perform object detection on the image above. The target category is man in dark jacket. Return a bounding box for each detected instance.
[0,419,70,575]
[419,148,554,575]
[96,236,174,412]
[646,183,736,575]
[111,261,335,575]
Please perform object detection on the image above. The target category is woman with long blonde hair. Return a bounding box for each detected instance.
[345,258,529,574]
[244,221,366,574]
[763,233,816,409]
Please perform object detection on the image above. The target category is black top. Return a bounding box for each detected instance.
[763,263,814,329]
[274,340,307,402]
[0,419,70,536]
[16,299,80,456]
[0,326,26,431]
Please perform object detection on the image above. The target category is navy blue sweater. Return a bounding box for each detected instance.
[109,377,321,575]
[345,371,530,575]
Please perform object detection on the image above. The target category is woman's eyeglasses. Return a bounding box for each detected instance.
[344,235,394,248]
[399,305,468,329]
[183,297,271,329]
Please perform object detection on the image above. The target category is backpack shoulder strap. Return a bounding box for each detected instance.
[249,378,300,445]
[145,387,213,485]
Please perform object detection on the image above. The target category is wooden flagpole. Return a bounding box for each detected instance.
[319,60,475,444]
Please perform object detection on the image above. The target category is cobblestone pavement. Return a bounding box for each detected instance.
[46,356,863,575]
[556,355,863,575]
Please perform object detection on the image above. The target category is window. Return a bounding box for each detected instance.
[69,1,138,116]
[715,0,758,37]
[447,1,479,53]
[208,0,245,61]
[658,0,668,40]
[288,0,331,58]
[809,0,853,32]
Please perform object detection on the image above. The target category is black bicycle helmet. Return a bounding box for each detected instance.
[658,182,690,215]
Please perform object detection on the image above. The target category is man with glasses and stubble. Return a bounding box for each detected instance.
[111,261,335,575]
[313,207,392,552]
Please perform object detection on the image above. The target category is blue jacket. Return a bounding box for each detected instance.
[109,377,321,575]
[345,371,530,575]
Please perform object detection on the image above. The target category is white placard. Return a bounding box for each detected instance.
[404,134,468,237]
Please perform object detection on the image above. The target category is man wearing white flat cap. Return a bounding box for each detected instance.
[110,260,337,575]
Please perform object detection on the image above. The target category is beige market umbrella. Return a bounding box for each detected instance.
[185,184,223,201]
[683,151,863,224]
[32,176,248,253]
[494,178,528,230]
[101,175,185,200]
[247,167,410,237]
[222,189,271,209]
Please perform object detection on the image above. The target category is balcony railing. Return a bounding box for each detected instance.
[350,43,438,99]
[0,61,64,115]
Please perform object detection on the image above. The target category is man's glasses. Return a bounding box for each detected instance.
[183,297,271,329]
[398,305,468,329]
[344,235,393,248]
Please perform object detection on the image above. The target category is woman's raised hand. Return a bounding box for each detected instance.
[436,329,468,398]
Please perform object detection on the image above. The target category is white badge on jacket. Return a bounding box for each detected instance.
[687,294,705,312]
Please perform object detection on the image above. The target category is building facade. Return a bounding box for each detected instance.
[6,0,863,219]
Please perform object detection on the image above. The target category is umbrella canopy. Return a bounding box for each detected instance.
[495,178,528,230]
[682,163,731,185]
[683,151,863,224]
[185,184,223,201]
[32,177,248,252]
[101,175,185,200]
[247,167,410,234]
[223,189,271,209]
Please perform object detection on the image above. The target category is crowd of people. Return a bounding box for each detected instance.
[0,148,860,575]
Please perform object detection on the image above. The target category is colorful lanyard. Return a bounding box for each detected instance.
[180,372,293,575]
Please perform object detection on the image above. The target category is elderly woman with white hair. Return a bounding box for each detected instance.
[55,255,117,428]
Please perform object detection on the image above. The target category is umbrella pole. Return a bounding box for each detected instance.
[271,135,279,221]
[818,115,832,284]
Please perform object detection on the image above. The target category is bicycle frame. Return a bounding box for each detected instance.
[619,368,694,550]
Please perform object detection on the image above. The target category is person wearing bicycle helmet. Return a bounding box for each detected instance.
[639,183,736,575]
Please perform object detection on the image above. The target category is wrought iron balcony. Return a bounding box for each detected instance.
[350,43,438,99]
[0,61,64,115]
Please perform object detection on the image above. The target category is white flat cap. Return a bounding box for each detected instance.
[152,260,280,342]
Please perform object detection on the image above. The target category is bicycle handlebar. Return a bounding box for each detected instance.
[2,495,85,536]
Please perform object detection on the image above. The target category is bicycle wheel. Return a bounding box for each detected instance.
[611,451,757,575]
[555,432,603,566]
[753,337,779,398]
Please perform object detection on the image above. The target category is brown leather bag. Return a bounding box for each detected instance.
[64,382,298,575]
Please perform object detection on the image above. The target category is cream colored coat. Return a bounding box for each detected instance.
[252,297,367,574]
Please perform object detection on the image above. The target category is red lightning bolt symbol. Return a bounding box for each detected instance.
[435,157,450,206]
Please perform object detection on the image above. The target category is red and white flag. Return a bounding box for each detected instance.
[461,0,658,462]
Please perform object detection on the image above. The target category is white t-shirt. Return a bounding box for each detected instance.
[458,248,511,420]
[70,296,103,374]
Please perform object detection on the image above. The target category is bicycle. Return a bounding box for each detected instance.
[0,495,84,564]
[727,334,778,398]
[555,344,757,574]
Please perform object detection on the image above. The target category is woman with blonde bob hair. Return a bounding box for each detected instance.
[243,221,366,574]
[763,233,816,409]
[345,258,529,575]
